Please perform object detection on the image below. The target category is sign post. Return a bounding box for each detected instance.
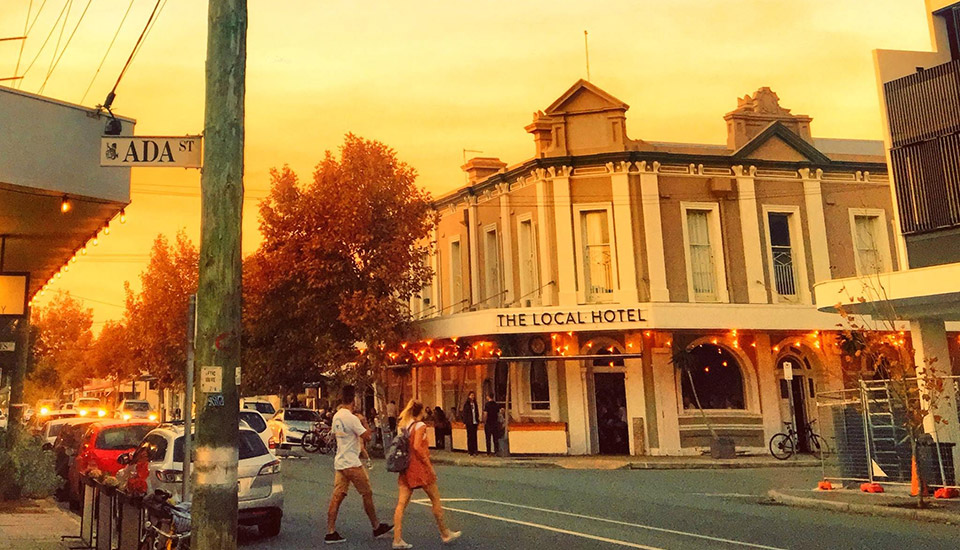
[100,136,202,168]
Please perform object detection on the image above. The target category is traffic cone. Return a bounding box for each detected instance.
[817,480,833,491]
[909,456,927,497]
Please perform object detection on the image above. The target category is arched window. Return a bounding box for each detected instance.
[680,344,745,410]
[528,360,550,410]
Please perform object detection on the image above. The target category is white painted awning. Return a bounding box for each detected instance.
[814,263,960,321]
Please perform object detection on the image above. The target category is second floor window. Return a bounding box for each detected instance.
[853,215,883,275]
[581,210,614,302]
[686,209,719,301]
[517,218,540,306]
[483,228,501,308]
[768,212,798,300]
[419,253,433,316]
[449,239,464,312]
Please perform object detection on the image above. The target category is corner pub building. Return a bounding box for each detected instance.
[394,80,907,457]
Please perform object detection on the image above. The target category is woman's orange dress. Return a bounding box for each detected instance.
[399,422,437,489]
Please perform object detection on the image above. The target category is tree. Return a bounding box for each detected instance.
[243,135,437,406]
[124,231,198,391]
[88,321,137,406]
[30,291,95,393]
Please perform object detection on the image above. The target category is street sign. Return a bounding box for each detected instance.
[783,360,794,381]
[0,273,28,317]
[100,136,202,168]
[0,342,14,352]
[200,366,222,393]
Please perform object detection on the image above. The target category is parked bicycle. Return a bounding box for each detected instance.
[769,419,828,460]
[140,490,191,550]
[301,421,336,454]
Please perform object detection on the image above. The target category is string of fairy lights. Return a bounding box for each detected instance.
[27,195,126,307]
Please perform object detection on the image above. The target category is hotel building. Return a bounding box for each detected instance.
[398,79,904,456]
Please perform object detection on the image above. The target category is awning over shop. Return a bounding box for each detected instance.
[814,263,960,321]
[0,86,135,299]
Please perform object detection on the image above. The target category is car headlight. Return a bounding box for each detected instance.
[123,414,131,420]
[39,407,50,416]
[148,414,157,421]
[97,409,106,417]
[258,460,281,476]
[78,410,87,416]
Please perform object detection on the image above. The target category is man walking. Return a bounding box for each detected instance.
[461,392,480,456]
[325,385,393,544]
[482,394,501,456]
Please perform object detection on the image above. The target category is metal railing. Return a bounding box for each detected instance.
[816,376,959,490]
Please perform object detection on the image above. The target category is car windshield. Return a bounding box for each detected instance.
[239,411,267,432]
[77,399,100,407]
[249,402,275,415]
[95,424,154,450]
[47,423,66,437]
[173,431,267,462]
[123,402,150,412]
[285,410,320,422]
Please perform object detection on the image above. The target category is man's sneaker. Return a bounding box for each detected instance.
[373,523,394,538]
[324,532,346,544]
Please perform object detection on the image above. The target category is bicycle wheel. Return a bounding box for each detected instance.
[769,433,794,460]
[809,434,828,459]
[321,434,337,455]
[301,432,320,453]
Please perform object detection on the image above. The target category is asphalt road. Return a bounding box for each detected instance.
[237,454,960,550]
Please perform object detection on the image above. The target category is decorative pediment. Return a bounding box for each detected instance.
[731,87,792,116]
[732,122,831,164]
[544,79,629,115]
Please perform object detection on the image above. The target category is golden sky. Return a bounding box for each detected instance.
[1,0,932,328]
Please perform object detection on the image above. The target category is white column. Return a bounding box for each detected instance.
[652,346,681,454]
[498,183,515,306]
[734,165,768,303]
[535,173,556,306]
[551,166,578,306]
[467,199,481,307]
[610,161,639,303]
[911,318,960,477]
[801,169,832,290]
[563,359,589,455]
[624,332,646,455]
[638,162,670,302]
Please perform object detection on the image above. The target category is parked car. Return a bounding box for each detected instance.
[40,415,81,449]
[127,423,283,537]
[239,409,273,449]
[68,420,156,503]
[266,408,321,448]
[28,410,76,436]
[115,400,157,421]
[242,398,277,417]
[51,418,98,503]
[36,399,59,417]
[73,397,107,418]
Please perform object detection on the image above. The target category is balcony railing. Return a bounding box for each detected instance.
[884,59,960,235]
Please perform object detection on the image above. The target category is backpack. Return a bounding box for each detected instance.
[385,423,414,473]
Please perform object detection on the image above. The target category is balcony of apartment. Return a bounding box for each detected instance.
[884,58,960,267]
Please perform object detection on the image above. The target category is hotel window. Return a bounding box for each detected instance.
[449,239,464,312]
[767,211,800,302]
[682,203,727,303]
[680,344,745,410]
[419,253,433,316]
[579,209,614,303]
[853,215,883,275]
[483,227,502,308]
[527,360,550,411]
[517,217,540,306]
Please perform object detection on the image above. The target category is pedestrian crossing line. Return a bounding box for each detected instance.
[412,501,665,550]
[423,498,788,550]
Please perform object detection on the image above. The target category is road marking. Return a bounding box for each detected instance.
[413,501,665,550]
[425,498,787,550]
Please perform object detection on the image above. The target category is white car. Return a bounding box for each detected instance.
[116,400,157,422]
[241,398,277,417]
[130,423,283,537]
[239,408,273,449]
[40,415,81,449]
[266,408,322,448]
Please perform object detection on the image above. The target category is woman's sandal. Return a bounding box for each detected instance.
[393,542,413,549]
[442,531,462,544]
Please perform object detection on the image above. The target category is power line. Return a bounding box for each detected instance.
[40,0,71,93]
[39,0,93,94]
[78,0,135,105]
[102,0,163,110]
[13,0,35,82]
[125,0,166,68]
[17,0,70,88]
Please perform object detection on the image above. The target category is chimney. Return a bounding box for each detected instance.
[461,157,507,184]
[723,88,813,150]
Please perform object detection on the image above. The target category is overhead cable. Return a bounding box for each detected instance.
[12,0,35,82]
[79,0,135,105]
[17,0,70,89]
[40,0,94,94]
[103,0,163,110]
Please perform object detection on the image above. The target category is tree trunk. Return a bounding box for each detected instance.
[193,1,246,548]
[686,368,719,442]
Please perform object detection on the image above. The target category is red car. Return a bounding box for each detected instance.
[69,420,157,503]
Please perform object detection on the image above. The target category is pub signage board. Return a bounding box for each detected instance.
[497,307,646,328]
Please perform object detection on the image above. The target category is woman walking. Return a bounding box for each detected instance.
[392,399,461,549]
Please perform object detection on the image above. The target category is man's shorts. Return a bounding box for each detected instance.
[333,466,373,498]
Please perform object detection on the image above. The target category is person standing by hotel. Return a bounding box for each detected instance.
[386,400,398,433]
[482,394,501,456]
[461,392,480,456]
[324,385,393,544]
[392,399,461,549]
[433,406,449,450]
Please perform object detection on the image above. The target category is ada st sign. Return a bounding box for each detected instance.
[101,136,202,168]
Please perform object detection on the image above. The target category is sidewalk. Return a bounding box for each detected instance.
[0,499,77,550]
[768,487,960,524]
[429,449,821,470]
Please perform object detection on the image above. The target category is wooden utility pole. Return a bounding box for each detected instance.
[193,1,246,549]
[2,312,29,452]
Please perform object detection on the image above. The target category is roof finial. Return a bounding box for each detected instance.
[584,30,591,82]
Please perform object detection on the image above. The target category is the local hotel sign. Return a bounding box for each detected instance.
[100,136,202,168]
[498,307,645,328]
[0,273,28,317]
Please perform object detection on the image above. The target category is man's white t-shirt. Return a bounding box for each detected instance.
[332,408,366,470]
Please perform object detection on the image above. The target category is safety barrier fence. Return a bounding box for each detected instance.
[61,476,165,550]
[816,376,960,490]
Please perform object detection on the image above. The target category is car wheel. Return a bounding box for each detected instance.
[258,512,282,538]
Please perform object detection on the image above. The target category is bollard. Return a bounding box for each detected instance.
[61,476,97,550]
[116,491,143,550]
[95,483,115,550]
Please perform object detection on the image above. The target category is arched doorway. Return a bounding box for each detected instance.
[777,354,815,452]
[589,345,628,455]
